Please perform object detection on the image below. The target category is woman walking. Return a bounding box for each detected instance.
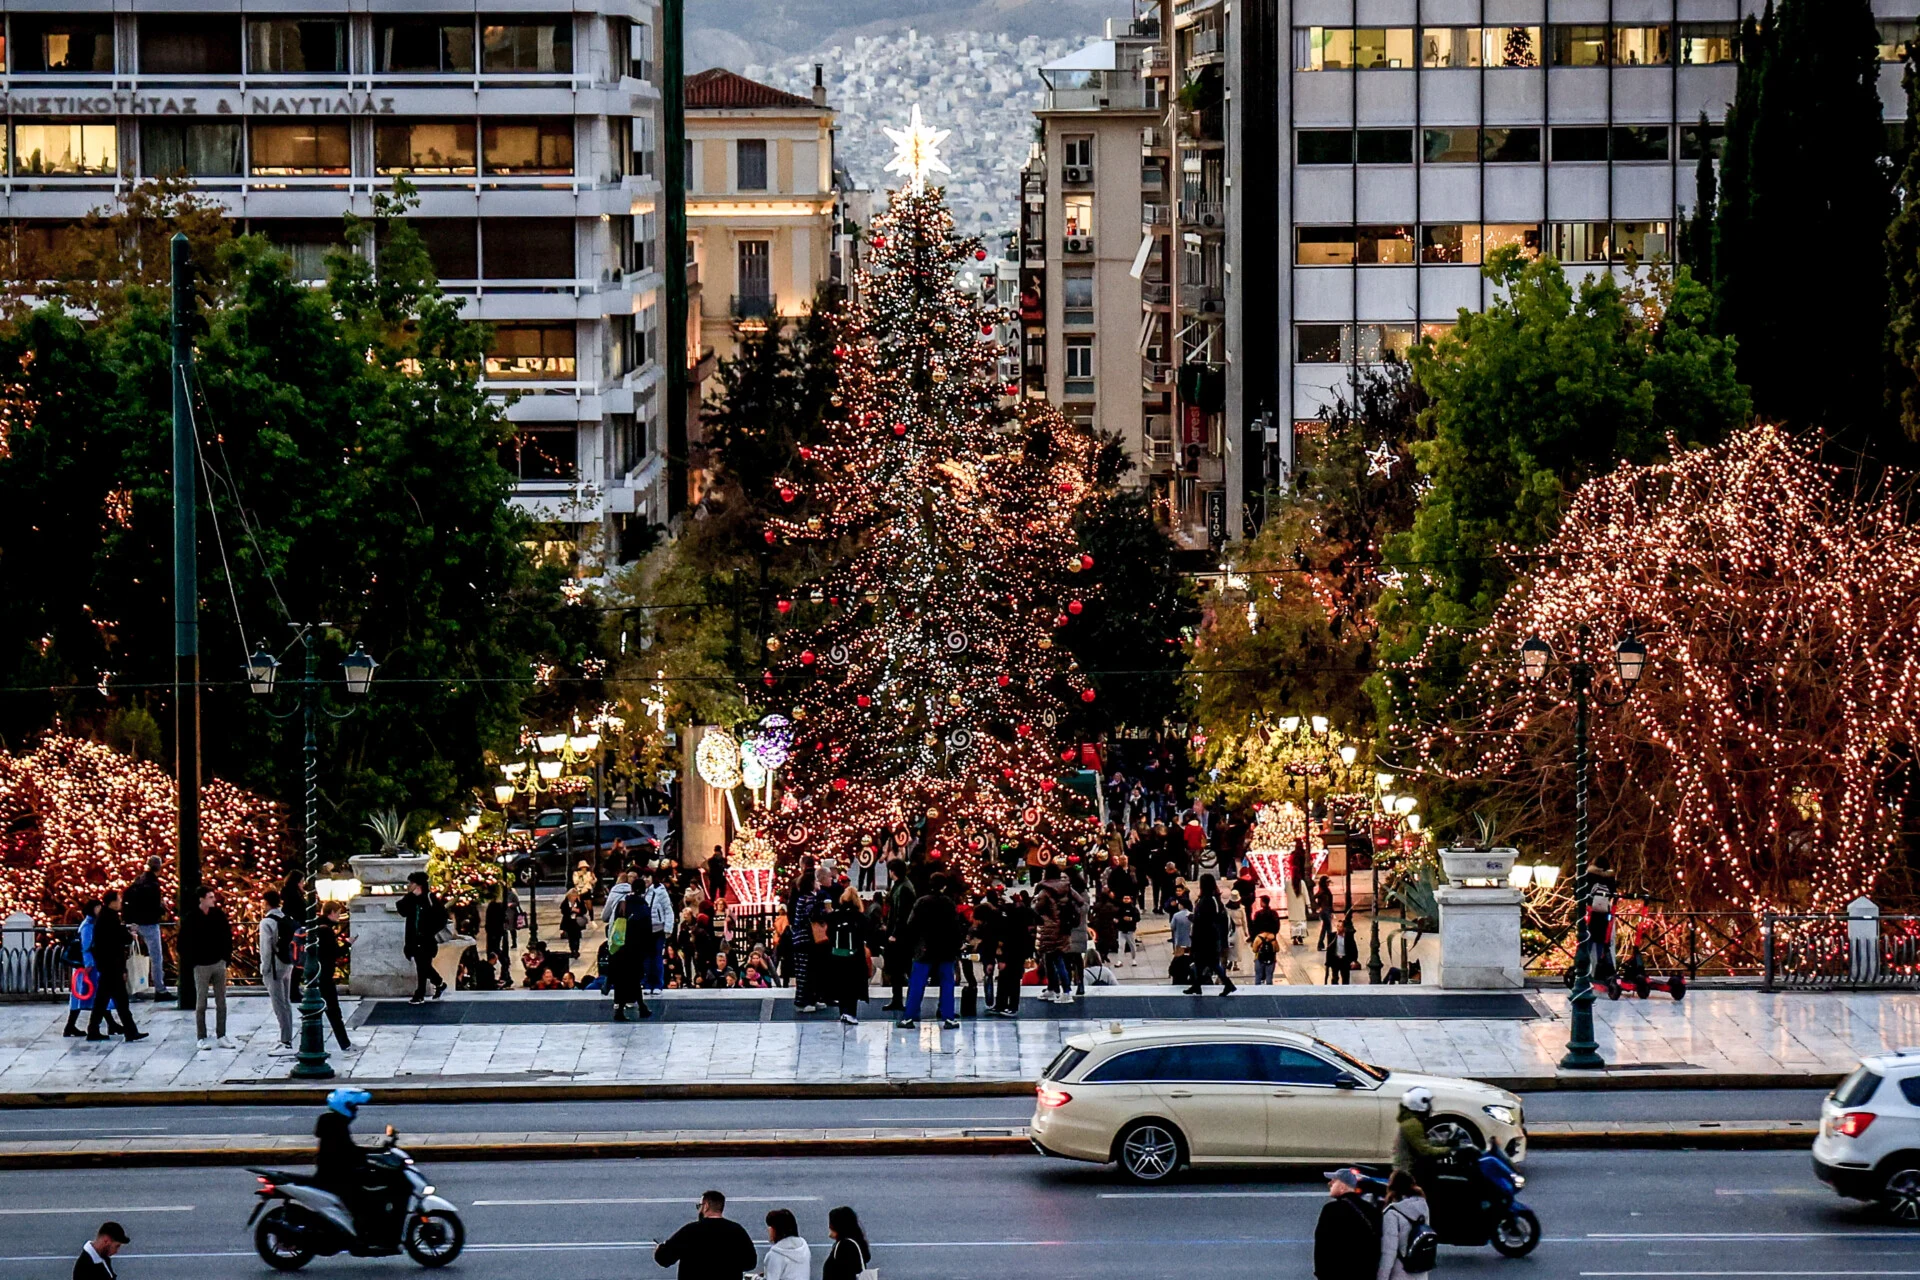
[560,888,587,959]
[1376,1170,1434,1280]
[606,880,652,1022]
[826,883,873,1025]
[64,901,119,1038]
[1183,874,1237,996]
[821,1206,872,1280]
[759,1209,810,1280]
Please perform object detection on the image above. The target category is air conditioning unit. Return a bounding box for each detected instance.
[1201,297,1222,314]
[1200,209,1221,228]
[1066,234,1093,253]
[1064,164,1093,184]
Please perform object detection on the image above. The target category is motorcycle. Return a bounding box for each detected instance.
[1361,1141,1541,1259]
[247,1127,465,1270]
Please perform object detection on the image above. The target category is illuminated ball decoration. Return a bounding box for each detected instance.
[695,731,743,790]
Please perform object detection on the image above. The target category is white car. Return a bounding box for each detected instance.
[1028,1023,1526,1182]
[1814,1051,1920,1220]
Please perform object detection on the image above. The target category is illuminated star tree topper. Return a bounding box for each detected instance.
[883,105,952,196]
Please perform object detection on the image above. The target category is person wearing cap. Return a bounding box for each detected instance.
[1315,1167,1381,1280]
[73,1221,128,1280]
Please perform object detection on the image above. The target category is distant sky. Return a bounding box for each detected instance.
[687,0,1136,70]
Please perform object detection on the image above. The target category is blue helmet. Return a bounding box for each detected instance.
[326,1088,372,1119]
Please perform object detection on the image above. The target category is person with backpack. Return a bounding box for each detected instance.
[1032,859,1081,1003]
[826,883,873,1025]
[258,889,297,1054]
[1377,1169,1437,1280]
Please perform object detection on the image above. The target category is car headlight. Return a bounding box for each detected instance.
[1483,1104,1517,1126]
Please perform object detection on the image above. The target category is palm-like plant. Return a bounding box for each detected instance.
[364,807,410,854]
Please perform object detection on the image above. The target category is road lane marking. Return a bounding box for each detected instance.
[0,1206,193,1216]
[1590,1233,1920,1241]
[471,1196,823,1207]
[1582,1273,1920,1277]
[1713,1189,1825,1197]
[1098,1191,1327,1198]
[0,1125,171,1134]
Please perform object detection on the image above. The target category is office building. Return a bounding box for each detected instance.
[0,1,669,571]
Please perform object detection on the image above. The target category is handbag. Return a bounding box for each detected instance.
[809,919,830,945]
[836,1238,878,1280]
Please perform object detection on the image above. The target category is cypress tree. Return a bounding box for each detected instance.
[1717,0,1891,446]
[1682,113,1719,283]
[1886,46,1920,444]
[1713,10,1767,339]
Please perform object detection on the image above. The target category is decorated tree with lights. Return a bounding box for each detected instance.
[751,111,1101,879]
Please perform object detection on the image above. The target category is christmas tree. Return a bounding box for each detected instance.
[755,110,1099,881]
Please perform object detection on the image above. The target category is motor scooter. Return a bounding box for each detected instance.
[247,1127,465,1270]
[1361,1141,1540,1258]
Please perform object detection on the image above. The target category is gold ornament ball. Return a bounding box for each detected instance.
[926,807,941,821]
[1038,638,1053,650]
[766,637,781,652]
[792,706,807,720]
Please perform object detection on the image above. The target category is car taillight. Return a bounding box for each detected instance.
[1835,1111,1878,1138]
[1037,1085,1073,1108]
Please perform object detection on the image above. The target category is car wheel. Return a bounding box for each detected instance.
[1493,1208,1541,1257]
[1115,1120,1184,1183]
[1426,1116,1483,1150]
[1881,1166,1920,1223]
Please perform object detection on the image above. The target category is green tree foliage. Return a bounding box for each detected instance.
[1716,0,1891,442]
[0,191,585,854]
[1887,47,1920,445]
[1680,113,1718,282]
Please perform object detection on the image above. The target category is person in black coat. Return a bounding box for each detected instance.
[825,883,872,1024]
[72,1221,128,1280]
[1183,874,1237,996]
[899,874,965,1028]
[85,892,143,1041]
[992,892,1037,1015]
[281,872,309,1000]
[309,902,353,1050]
[1314,1168,1381,1280]
[397,872,447,1004]
[652,1190,758,1280]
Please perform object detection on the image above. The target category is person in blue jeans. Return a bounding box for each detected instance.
[899,873,964,1029]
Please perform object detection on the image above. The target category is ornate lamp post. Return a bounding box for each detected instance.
[1519,624,1649,1070]
[246,627,378,1081]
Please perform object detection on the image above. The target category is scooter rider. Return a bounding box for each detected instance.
[315,1089,377,1234]
[1393,1086,1451,1174]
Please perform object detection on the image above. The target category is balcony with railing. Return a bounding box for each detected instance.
[1141,280,1172,307]
[1180,200,1226,230]
[1180,281,1224,313]
[731,294,777,323]
[1186,26,1225,64]
[1142,360,1174,390]
[1141,202,1171,228]
[1042,66,1157,112]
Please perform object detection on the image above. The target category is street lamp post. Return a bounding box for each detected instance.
[1520,624,1648,1071]
[246,627,378,1081]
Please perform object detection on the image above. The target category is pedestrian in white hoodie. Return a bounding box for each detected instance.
[601,873,634,928]
[758,1208,810,1280]
[1377,1170,1435,1280]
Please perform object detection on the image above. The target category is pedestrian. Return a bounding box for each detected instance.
[560,888,587,958]
[993,890,1037,1016]
[1032,858,1080,1003]
[606,876,652,1022]
[821,1205,872,1280]
[1065,863,1091,997]
[759,1208,810,1280]
[397,871,447,1005]
[484,890,510,984]
[1315,1167,1382,1280]
[281,871,308,1001]
[258,889,297,1054]
[1251,892,1282,985]
[573,859,597,902]
[1183,873,1237,996]
[123,856,170,1000]
[1315,875,1336,950]
[86,890,144,1042]
[880,860,914,1010]
[310,901,353,1050]
[900,872,964,1029]
[645,868,676,991]
[65,901,120,1039]
[827,883,873,1025]
[787,868,820,1013]
[652,1189,758,1280]
[1377,1169,1435,1280]
[178,884,234,1049]
[72,1220,129,1280]
[1288,837,1310,905]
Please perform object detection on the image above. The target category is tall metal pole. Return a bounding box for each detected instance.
[661,0,689,517]
[170,233,202,1012]
[291,631,335,1079]
[1561,659,1604,1069]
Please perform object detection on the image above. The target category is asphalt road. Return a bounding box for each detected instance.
[0,1090,1832,1141]
[0,1150,1910,1279]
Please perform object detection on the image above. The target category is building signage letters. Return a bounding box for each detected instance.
[6,92,397,116]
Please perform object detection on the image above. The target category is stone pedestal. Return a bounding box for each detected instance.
[1431,885,1525,989]
[1,911,34,995]
[346,854,428,997]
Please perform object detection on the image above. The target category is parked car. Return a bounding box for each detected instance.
[1815,1051,1920,1220]
[500,822,659,885]
[1028,1023,1525,1183]
[507,807,614,837]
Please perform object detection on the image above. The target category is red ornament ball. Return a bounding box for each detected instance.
[982,323,995,336]
[779,486,796,503]
[776,599,793,614]
[1016,723,1033,737]
[974,248,987,261]
[856,694,872,708]
[800,650,817,666]
[1054,614,1069,628]
[892,423,907,437]
[1067,600,1083,616]
[833,778,849,791]
[1057,482,1074,495]
[763,530,777,546]
[872,235,886,248]
[799,446,814,461]
[996,674,1011,688]
[1080,554,1095,571]
[1004,384,1019,396]
[1059,749,1075,763]
[761,670,775,687]
[1080,688,1097,703]
[1041,779,1056,793]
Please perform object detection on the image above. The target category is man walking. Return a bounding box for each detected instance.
[122,858,170,1000]
[182,885,235,1050]
[900,873,964,1029]
[992,889,1037,1016]
[397,872,447,1004]
[1314,1168,1380,1280]
[72,1221,128,1280]
[86,891,145,1042]
[652,1190,757,1280]
[258,889,297,1054]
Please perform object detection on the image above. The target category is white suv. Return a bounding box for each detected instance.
[1814,1051,1920,1220]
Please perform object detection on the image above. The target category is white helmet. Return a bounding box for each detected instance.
[1401,1086,1434,1114]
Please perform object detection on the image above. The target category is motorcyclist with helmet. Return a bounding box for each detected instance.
[314,1089,389,1241]
[1393,1086,1450,1174]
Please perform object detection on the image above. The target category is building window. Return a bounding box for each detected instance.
[1550,25,1610,67]
[1679,23,1738,65]
[631,21,655,82]
[1295,226,1355,266]
[1611,221,1669,260]
[1612,26,1670,66]
[12,16,115,73]
[1484,224,1542,258]
[376,19,476,73]
[1356,129,1413,164]
[486,323,577,380]
[406,217,480,280]
[139,16,242,74]
[1063,267,1094,327]
[261,218,349,280]
[1295,27,1414,70]
[1297,324,1348,363]
[502,427,578,480]
[1550,221,1669,263]
[1063,194,1093,236]
[375,121,478,175]
[1298,131,1354,165]
[1680,122,1726,161]
[142,122,242,176]
[1421,224,1480,265]
[1063,136,1092,169]
[1613,125,1670,162]
[635,207,658,272]
[1881,22,1919,62]
[1422,27,1481,69]
[736,138,767,191]
[483,120,573,174]
[1357,323,1416,363]
[1482,127,1542,163]
[1484,27,1541,67]
[1064,337,1095,395]
[737,238,771,303]
[1357,225,1415,265]
[480,217,572,279]
[1296,27,1350,70]
[249,122,350,175]
[1422,128,1478,165]
[1550,126,1611,163]
[633,114,657,178]
[247,18,347,73]
[1354,28,1414,69]
[12,121,117,174]
[481,17,572,73]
